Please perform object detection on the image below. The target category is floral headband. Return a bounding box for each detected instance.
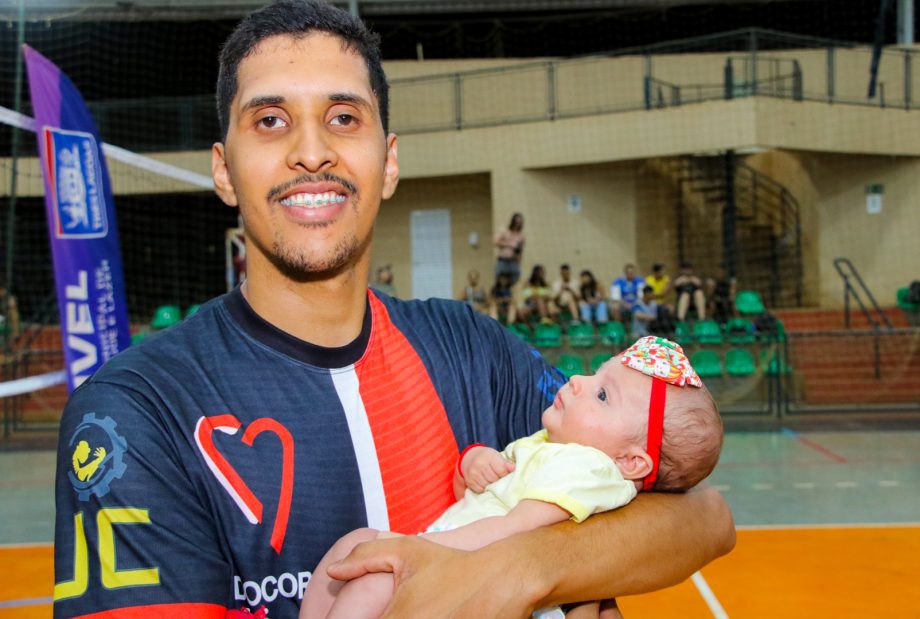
[620,336,702,490]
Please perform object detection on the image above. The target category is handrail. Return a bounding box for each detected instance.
[832,257,893,380]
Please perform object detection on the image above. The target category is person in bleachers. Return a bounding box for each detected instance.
[370,264,397,297]
[494,212,526,286]
[489,272,518,325]
[0,281,20,341]
[645,263,672,306]
[520,264,553,324]
[458,269,488,314]
[673,261,706,321]
[609,263,645,322]
[578,269,608,325]
[631,285,659,337]
[706,264,737,324]
[551,264,581,324]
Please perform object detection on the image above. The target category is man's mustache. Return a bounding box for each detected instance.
[266,173,358,202]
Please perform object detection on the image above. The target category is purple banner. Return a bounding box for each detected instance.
[23,45,131,393]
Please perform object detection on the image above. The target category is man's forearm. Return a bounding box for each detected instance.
[482,487,735,608]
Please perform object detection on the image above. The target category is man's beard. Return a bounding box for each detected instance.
[269,229,363,282]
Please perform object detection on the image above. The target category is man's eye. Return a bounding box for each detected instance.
[597,388,608,403]
[257,116,287,129]
[330,114,356,127]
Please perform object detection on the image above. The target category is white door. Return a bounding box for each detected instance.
[410,209,452,300]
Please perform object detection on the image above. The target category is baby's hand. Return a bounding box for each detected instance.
[460,446,515,493]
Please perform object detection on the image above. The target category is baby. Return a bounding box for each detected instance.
[300,336,723,619]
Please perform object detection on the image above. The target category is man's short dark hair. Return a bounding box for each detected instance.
[216,0,389,139]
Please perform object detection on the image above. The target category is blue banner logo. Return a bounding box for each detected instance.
[43,127,108,239]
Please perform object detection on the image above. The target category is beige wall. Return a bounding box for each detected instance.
[744,150,920,308]
[371,173,492,299]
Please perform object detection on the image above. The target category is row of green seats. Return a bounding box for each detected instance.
[556,352,616,378]
[896,287,919,311]
[691,348,793,378]
[673,318,785,346]
[508,322,628,348]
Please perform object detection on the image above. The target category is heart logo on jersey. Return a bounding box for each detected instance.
[194,414,294,554]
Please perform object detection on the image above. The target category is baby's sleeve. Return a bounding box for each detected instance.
[517,443,638,522]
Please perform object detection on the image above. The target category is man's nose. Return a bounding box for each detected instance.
[286,123,337,173]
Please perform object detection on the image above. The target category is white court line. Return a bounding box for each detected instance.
[879,480,900,487]
[0,596,53,609]
[691,571,729,619]
[736,522,920,531]
[0,542,53,549]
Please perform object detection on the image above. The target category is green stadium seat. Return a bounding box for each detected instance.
[185,304,202,318]
[725,348,757,376]
[130,331,148,345]
[896,287,920,310]
[691,349,722,378]
[725,318,756,344]
[534,323,563,348]
[735,290,765,315]
[567,322,596,348]
[507,322,532,344]
[673,321,693,346]
[693,319,723,345]
[598,321,627,347]
[590,352,612,373]
[557,353,587,379]
[151,305,182,330]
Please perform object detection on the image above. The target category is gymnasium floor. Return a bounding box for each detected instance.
[1,427,919,618]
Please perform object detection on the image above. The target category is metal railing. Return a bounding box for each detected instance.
[832,257,894,380]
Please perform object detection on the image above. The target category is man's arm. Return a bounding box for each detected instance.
[328,487,734,618]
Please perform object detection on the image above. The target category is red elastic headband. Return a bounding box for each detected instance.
[642,378,667,491]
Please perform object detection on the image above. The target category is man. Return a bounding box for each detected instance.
[551,263,580,323]
[609,263,644,322]
[53,2,733,618]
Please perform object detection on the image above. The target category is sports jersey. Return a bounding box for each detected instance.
[610,276,645,307]
[54,288,564,619]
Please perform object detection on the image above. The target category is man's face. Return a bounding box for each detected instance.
[212,33,399,279]
[542,359,650,462]
[561,267,571,281]
[625,265,635,279]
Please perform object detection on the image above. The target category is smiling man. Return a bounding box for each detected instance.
[52,2,734,618]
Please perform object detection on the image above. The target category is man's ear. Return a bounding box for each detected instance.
[381,132,399,200]
[212,142,238,207]
[615,448,654,482]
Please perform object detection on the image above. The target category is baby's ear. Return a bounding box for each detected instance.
[615,448,654,482]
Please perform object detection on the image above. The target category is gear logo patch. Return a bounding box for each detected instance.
[68,412,128,501]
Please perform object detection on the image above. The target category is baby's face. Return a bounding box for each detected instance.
[542,358,651,461]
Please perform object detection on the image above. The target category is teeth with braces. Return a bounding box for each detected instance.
[281,192,346,207]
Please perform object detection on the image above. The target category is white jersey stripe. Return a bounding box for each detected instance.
[332,368,390,531]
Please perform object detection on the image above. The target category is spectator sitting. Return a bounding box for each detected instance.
[645,263,672,305]
[631,285,659,337]
[494,212,526,286]
[489,272,518,325]
[610,263,645,322]
[706,265,737,325]
[458,269,488,314]
[673,261,706,322]
[0,281,20,342]
[520,265,553,324]
[370,265,396,297]
[551,264,581,324]
[578,269,609,325]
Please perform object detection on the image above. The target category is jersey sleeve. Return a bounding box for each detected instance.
[476,313,566,448]
[517,443,637,523]
[54,379,231,618]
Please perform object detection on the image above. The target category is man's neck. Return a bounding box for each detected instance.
[242,260,370,348]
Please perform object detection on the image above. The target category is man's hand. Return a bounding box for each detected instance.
[327,535,540,619]
[461,446,515,493]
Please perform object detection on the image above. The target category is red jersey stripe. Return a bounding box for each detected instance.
[356,294,459,533]
[72,602,228,618]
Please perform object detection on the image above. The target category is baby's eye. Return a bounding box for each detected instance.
[597,388,608,403]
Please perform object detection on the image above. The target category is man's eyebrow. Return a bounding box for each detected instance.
[329,92,373,110]
[240,95,285,114]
